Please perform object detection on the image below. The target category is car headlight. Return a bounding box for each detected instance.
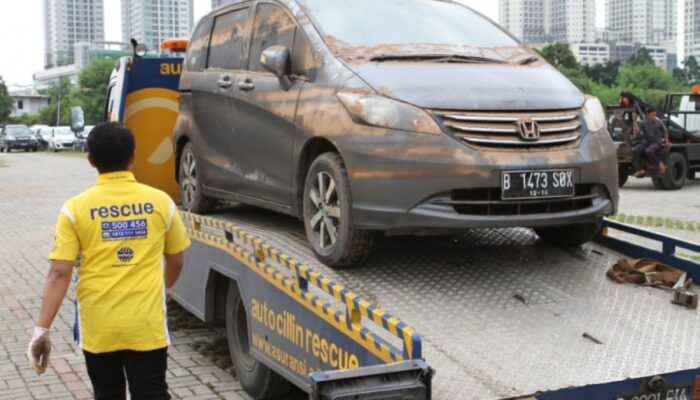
[582,96,607,132]
[337,91,442,135]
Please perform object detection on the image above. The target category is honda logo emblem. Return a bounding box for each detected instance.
[519,120,540,141]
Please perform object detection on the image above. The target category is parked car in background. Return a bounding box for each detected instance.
[173,0,619,268]
[47,127,76,152]
[31,125,50,151]
[0,125,39,152]
[73,125,95,152]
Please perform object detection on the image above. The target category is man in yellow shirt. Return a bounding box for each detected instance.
[27,122,191,399]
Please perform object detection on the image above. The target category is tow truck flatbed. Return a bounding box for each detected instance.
[172,206,700,400]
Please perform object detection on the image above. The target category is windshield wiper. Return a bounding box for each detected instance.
[518,56,539,65]
[370,54,505,64]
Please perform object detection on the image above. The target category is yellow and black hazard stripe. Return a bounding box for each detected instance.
[181,212,422,363]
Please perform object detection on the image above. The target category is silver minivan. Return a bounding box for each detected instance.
[174,0,619,268]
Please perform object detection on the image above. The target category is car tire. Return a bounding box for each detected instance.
[660,153,687,191]
[303,153,375,268]
[534,218,603,247]
[618,173,628,188]
[225,281,291,400]
[179,142,217,214]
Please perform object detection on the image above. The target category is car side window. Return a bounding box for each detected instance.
[187,18,213,71]
[291,27,315,79]
[207,8,250,70]
[248,4,316,79]
[248,4,296,74]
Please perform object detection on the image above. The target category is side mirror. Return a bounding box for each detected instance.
[71,107,85,133]
[260,45,292,90]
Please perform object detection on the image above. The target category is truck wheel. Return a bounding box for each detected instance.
[226,281,291,399]
[618,173,628,188]
[534,218,603,247]
[303,153,375,268]
[652,178,664,189]
[661,153,687,190]
[179,142,216,214]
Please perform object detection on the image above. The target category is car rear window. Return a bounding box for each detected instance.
[207,8,250,70]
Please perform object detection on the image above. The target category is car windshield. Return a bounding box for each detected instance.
[54,128,74,137]
[5,126,32,136]
[301,0,524,62]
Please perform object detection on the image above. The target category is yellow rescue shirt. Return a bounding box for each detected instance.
[49,171,190,354]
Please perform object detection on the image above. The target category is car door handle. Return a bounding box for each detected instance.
[238,79,255,92]
[217,76,232,89]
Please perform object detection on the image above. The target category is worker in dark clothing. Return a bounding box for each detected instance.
[632,108,670,177]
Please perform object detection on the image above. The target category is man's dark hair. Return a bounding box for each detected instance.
[646,108,657,115]
[87,122,135,173]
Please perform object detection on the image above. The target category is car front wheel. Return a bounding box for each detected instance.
[179,142,217,214]
[303,153,375,268]
[534,218,603,247]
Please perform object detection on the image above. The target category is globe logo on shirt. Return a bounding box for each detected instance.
[117,247,135,263]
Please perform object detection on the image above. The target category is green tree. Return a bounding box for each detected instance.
[627,47,654,66]
[583,61,621,86]
[75,58,114,124]
[538,43,580,70]
[10,113,42,126]
[38,77,80,126]
[684,56,699,84]
[0,77,14,123]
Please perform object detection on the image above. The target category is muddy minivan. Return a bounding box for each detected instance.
[174,0,619,268]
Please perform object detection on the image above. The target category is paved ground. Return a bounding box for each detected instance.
[0,151,698,399]
[0,152,251,399]
[619,177,700,223]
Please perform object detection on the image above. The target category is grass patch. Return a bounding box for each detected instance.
[47,150,87,159]
[677,252,700,263]
[610,213,700,233]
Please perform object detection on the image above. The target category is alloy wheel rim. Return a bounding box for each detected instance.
[308,172,341,250]
[181,151,198,207]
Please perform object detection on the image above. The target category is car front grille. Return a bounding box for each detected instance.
[431,185,596,216]
[431,109,583,149]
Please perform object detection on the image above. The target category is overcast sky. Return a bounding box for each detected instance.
[0,0,610,88]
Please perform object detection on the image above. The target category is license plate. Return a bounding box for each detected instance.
[501,169,575,200]
[616,385,692,400]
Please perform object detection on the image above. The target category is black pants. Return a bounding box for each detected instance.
[633,142,662,170]
[83,347,170,400]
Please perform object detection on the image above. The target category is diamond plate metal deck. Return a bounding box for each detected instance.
[212,205,700,400]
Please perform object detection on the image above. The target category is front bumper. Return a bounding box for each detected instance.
[53,142,74,150]
[7,141,37,149]
[338,127,619,232]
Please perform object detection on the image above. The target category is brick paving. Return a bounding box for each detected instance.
[0,152,252,400]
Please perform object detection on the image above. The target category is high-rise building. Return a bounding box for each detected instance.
[43,0,105,68]
[499,0,547,43]
[549,0,596,43]
[212,0,234,8]
[121,0,194,55]
[686,0,700,60]
[606,0,677,45]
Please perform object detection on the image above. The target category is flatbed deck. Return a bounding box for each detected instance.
[181,205,700,399]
